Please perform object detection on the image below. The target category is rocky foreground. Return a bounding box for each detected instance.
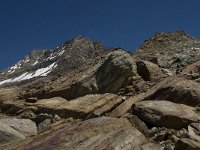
[0,31,200,150]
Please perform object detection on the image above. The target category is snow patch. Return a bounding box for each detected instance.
[191,47,200,50]
[32,60,39,66]
[58,50,65,56]
[47,54,56,60]
[0,62,57,86]
[24,57,30,63]
[32,62,56,77]
[0,79,13,86]
[7,70,15,74]
[10,65,18,70]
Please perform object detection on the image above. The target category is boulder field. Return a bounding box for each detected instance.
[1,32,200,150]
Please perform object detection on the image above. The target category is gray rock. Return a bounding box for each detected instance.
[134,31,200,72]
[175,138,200,150]
[37,119,52,133]
[143,76,200,106]
[0,122,25,146]
[188,124,200,142]
[11,117,149,150]
[35,94,123,119]
[0,118,37,137]
[136,60,165,81]
[133,100,199,129]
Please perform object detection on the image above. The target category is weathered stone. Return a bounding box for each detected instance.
[124,114,149,137]
[109,93,145,117]
[153,130,168,142]
[190,123,200,134]
[37,119,52,133]
[0,118,37,137]
[136,60,165,81]
[11,117,148,150]
[133,100,199,129]
[33,50,137,100]
[188,124,200,142]
[139,55,159,64]
[164,144,174,150]
[143,76,200,106]
[135,142,164,150]
[182,60,200,75]
[95,50,137,93]
[175,138,200,150]
[35,94,123,118]
[0,122,25,146]
[0,88,20,102]
[134,31,200,72]
[149,127,160,137]
[25,97,38,103]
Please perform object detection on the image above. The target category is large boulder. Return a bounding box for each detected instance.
[0,118,37,146]
[133,100,199,129]
[67,50,136,98]
[0,122,25,146]
[34,94,124,118]
[181,60,200,80]
[136,60,166,81]
[26,50,137,100]
[0,118,37,137]
[95,50,137,92]
[182,60,200,75]
[143,76,200,106]
[11,117,150,150]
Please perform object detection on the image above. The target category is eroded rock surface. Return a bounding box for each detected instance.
[143,76,200,106]
[5,117,152,150]
[133,100,200,129]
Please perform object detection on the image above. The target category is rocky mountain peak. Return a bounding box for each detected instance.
[140,30,193,50]
[134,31,200,71]
[0,36,110,87]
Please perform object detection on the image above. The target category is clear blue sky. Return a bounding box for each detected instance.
[0,0,200,70]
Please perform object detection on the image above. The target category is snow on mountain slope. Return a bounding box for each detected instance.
[0,36,111,87]
[0,62,57,86]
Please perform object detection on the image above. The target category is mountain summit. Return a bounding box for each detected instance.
[134,30,200,71]
[0,36,111,86]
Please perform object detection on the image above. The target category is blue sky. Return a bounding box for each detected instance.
[0,0,200,70]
